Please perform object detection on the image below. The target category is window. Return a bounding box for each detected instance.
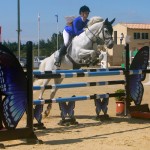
[134,33,140,39]
[134,32,149,40]
[142,33,149,39]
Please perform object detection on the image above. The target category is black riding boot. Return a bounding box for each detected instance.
[55,45,67,67]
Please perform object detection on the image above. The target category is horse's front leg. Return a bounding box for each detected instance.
[44,89,57,117]
[78,49,100,65]
[78,49,95,59]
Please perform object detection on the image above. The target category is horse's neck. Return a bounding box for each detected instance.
[69,33,92,55]
[86,22,103,40]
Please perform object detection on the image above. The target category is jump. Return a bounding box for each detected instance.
[34,14,115,118]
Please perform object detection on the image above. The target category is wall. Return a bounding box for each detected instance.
[107,44,124,66]
[110,23,150,66]
[113,23,127,45]
[127,29,150,50]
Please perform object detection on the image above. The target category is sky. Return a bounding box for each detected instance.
[0,0,150,43]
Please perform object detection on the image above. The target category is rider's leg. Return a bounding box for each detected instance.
[54,45,67,67]
[54,30,69,67]
[63,29,70,46]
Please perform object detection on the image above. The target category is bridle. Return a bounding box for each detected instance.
[85,22,112,45]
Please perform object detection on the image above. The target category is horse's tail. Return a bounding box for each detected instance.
[39,57,49,72]
[33,57,49,89]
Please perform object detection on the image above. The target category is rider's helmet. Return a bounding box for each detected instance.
[79,5,90,14]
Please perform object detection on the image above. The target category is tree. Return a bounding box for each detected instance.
[1,32,63,58]
[3,41,18,55]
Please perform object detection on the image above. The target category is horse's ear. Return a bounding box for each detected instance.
[105,18,108,23]
[110,18,115,24]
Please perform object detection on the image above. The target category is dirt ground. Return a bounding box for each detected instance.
[1,74,150,150]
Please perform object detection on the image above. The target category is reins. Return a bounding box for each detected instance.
[85,24,104,44]
[85,23,112,45]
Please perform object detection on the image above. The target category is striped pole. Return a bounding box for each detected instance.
[34,69,150,79]
[33,92,125,105]
[34,70,124,79]
[33,68,124,75]
[33,80,125,90]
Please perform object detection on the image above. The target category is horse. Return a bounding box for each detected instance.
[34,16,115,117]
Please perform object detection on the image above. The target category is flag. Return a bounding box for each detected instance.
[55,14,58,23]
[0,26,1,43]
[38,13,40,22]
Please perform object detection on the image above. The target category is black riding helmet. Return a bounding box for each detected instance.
[79,5,90,14]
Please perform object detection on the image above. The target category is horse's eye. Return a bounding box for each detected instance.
[105,30,109,34]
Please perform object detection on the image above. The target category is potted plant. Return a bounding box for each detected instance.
[115,89,125,116]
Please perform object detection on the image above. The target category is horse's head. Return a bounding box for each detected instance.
[97,18,115,49]
[86,17,115,49]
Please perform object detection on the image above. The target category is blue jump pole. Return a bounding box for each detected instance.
[33,80,125,90]
[33,93,125,105]
[33,68,124,75]
[34,70,124,79]
[33,69,150,79]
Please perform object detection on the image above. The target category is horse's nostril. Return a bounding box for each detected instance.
[106,40,114,49]
[107,43,113,49]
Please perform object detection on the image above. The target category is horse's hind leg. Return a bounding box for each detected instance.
[39,79,50,99]
[44,78,63,117]
[34,79,50,127]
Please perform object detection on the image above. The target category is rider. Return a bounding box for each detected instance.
[54,5,91,67]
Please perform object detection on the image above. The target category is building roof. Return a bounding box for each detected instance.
[120,23,150,29]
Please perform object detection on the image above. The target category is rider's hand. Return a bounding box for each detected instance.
[83,28,87,31]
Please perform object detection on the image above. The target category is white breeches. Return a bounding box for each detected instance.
[63,29,70,46]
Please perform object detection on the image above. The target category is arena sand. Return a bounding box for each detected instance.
[1,75,150,150]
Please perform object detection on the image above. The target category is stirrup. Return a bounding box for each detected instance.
[54,61,61,67]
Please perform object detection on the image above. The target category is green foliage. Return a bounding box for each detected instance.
[2,32,63,58]
[115,89,125,101]
[3,41,18,55]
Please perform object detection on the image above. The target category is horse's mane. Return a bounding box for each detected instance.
[87,16,104,27]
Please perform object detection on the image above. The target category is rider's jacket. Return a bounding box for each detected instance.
[64,16,89,36]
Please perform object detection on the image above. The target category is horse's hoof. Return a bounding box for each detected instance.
[44,110,50,117]
[43,114,48,118]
